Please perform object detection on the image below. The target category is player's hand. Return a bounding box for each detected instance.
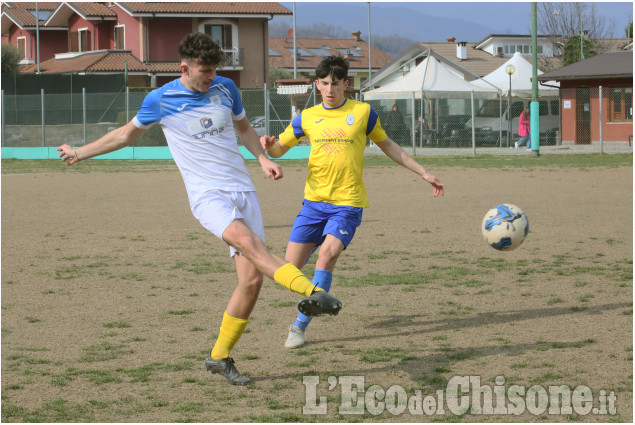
[423,174,444,197]
[57,144,79,166]
[260,135,276,151]
[261,157,284,181]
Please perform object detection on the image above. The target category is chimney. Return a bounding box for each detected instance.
[447,36,456,43]
[456,41,467,60]
[352,31,362,41]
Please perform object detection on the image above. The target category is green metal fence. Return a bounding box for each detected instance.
[4,84,631,157]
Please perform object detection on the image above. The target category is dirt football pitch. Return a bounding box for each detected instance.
[1,155,632,422]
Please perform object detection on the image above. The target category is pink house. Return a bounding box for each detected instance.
[2,2,292,88]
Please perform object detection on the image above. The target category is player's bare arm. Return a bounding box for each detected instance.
[235,117,283,180]
[260,135,291,159]
[57,121,145,166]
[376,136,445,197]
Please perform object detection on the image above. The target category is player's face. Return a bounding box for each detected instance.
[316,75,349,108]
[181,59,217,93]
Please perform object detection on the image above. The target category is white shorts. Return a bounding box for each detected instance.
[191,190,265,257]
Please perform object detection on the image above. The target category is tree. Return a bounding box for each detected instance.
[561,35,596,66]
[1,43,21,74]
[268,66,294,88]
[626,21,633,39]
[538,2,616,54]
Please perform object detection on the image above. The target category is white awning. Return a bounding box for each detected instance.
[277,85,312,95]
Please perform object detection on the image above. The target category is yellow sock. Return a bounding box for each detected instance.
[210,312,249,360]
[274,263,324,297]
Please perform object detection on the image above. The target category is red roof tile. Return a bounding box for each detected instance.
[70,2,117,18]
[117,2,291,15]
[269,37,392,70]
[20,51,146,74]
[145,62,181,73]
[2,2,59,27]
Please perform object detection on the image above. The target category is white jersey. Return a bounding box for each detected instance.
[132,76,256,208]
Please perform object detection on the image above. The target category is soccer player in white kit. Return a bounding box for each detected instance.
[57,33,342,386]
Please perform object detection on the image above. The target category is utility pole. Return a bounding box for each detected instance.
[530,2,539,157]
[36,1,41,74]
[367,2,372,88]
[580,5,584,60]
[292,2,297,79]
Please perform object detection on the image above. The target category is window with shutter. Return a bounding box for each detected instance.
[70,31,79,52]
[17,37,26,58]
[114,26,124,49]
[609,88,633,122]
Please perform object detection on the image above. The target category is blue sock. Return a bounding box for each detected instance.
[293,269,333,331]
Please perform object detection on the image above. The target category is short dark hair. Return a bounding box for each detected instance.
[315,55,349,81]
[178,32,225,66]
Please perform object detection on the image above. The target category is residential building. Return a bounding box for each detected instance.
[268,31,392,91]
[364,33,628,91]
[366,38,511,91]
[2,2,292,88]
[537,50,632,144]
[474,34,556,58]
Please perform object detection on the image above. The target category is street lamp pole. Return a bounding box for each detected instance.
[505,64,516,147]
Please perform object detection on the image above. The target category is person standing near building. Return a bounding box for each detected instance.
[515,106,531,150]
[56,33,342,386]
[385,103,406,145]
[260,56,444,349]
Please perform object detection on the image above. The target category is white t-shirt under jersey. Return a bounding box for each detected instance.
[132,76,256,208]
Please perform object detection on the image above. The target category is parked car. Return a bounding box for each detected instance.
[249,116,266,136]
[462,99,560,146]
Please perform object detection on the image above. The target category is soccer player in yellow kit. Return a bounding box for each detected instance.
[261,56,444,348]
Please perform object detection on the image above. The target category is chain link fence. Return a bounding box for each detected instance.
[2,85,632,153]
[363,92,563,149]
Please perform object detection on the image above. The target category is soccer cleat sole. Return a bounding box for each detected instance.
[297,297,342,317]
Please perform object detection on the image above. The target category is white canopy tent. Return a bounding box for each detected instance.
[471,52,559,97]
[363,56,499,100]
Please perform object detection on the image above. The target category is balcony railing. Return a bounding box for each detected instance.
[222,48,244,68]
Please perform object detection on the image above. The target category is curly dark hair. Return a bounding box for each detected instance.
[315,55,349,81]
[178,32,225,66]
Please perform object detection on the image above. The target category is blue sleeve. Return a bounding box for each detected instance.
[227,79,244,116]
[366,106,379,136]
[135,89,162,127]
[292,113,305,139]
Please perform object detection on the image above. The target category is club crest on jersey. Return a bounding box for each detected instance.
[346,114,355,126]
[210,95,222,106]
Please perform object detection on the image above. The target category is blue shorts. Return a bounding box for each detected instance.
[289,199,363,248]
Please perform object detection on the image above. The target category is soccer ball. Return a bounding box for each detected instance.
[481,204,529,251]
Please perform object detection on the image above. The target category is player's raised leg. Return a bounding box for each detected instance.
[222,219,342,314]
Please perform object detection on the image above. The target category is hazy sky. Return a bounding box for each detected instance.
[276,1,634,39]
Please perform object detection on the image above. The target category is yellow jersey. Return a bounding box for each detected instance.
[278,99,387,207]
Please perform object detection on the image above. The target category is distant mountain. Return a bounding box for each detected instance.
[268,21,416,58]
[272,3,501,43]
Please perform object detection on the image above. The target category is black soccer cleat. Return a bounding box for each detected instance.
[204,357,252,386]
[297,291,342,317]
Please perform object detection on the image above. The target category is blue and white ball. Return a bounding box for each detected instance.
[481,204,529,251]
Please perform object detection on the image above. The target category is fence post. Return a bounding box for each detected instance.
[126,86,130,122]
[1,90,5,147]
[411,91,416,156]
[471,90,476,155]
[599,86,603,154]
[41,88,46,147]
[499,90,503,147]
[263,83,269,137]
[83,88,87,145]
